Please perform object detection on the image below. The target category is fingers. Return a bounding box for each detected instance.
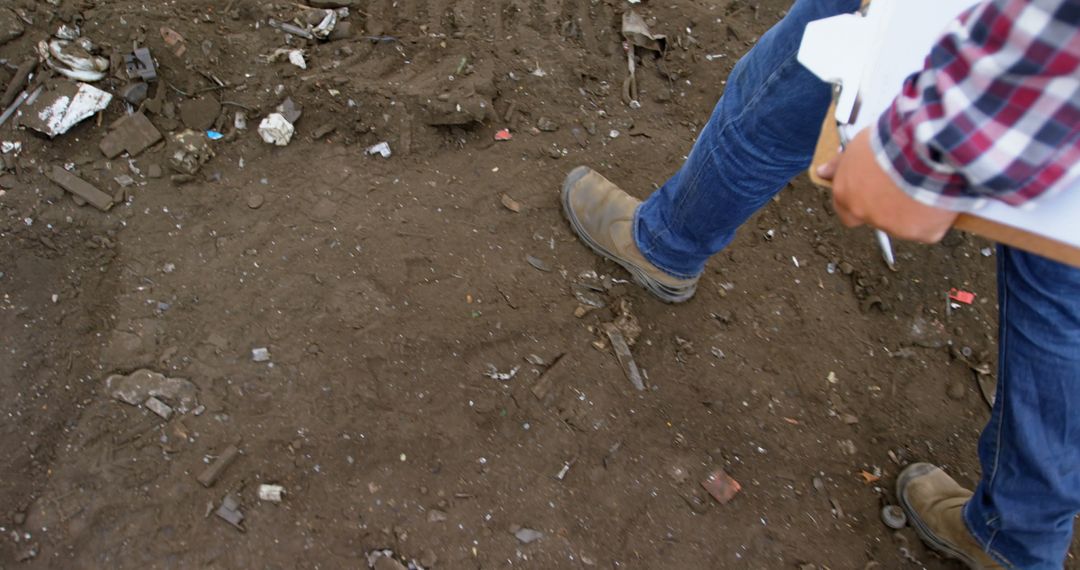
[816,156,840,181]
[832,194,864,228]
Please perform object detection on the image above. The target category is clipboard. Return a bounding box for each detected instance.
[799,0,1080,268]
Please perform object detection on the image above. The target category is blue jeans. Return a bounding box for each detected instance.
[634,1,1080,567]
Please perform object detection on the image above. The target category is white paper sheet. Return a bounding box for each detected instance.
[798,0,1080,249]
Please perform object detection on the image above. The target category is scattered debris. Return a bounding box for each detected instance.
[105,369,199,413]
[365,550,414,570]
[277,98,303,124]
[494,128,513,141]
[484,364,520,381]
[19,81,112,137]
[500,193,521,212]
[258,484,286,502]
[215,494,245,531]
[144,396,173,420]
[536,117,559,132]
[859,470,881,485]
[881,505,907,529]
[47,166,113,211]
[531,353,568,402]
[366,141,392,158]
[100,112,163,158]
[168,130,215,174]
[621,11,668,54]
[289,50,307,69]
[259,113,294,146]
[573,285,606,310]
[124,47,157,82]
[554,461,573,481]
[701,468,741,504]
[610,298,642,345]
[160,27,187,57]
[0,8,25,46]
[602,323,645,391]
[948,288,976,305]
[198,444,241,488]
[1,59,37,114]
[36,38,110,82]
[526,255,552,272]
[120,82,149,106]
[252,347,271,362]
[513,527,544,544]
[312,123,336,139]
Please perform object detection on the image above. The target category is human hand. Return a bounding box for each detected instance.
[816,129,958,244]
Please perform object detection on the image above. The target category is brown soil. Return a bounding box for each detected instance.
[1,0,1074,568]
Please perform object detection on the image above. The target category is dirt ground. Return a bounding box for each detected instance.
[1,0,1075,568]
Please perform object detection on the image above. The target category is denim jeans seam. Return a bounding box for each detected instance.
[633,205,701,280]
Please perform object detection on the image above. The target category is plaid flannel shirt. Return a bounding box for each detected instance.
[871,0,1080,211]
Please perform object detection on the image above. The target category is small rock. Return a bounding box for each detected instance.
[536,117,559,132]
[121,82,149,106]
[0,8,25,46]
[881,505,908,529]
[215,494,245,531]
[947,380,967,400]
[247,194,265,209]
[419,549,437,568]
[252,347,270,362]
[144,396,174,420]
[105,369,198,413]
[514,527,544,544]
[427,509,448,523]
[147,164,163,179]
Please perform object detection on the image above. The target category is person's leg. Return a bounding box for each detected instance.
[963,246,1080,568]
[634,0,860,279]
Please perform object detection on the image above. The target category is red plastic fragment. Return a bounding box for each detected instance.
[949,288,976,304]
[701,469,741,505]
[495,129,513,141]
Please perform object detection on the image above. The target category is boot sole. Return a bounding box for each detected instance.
[560,167,697,304]
[896,463,985,569]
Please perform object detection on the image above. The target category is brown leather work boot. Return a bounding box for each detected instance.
[561,167,699,303]
[897,463,1005,569]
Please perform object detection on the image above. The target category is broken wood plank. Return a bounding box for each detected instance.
[99,112,162,158]
[46,166,113,211]
[197,444,240,487]
[602,323,645,391]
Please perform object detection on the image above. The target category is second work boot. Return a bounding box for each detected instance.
[897,463,1005,570]
[561,167,699,303]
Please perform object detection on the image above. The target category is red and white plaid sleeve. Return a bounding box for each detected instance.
[870,0,1080,211]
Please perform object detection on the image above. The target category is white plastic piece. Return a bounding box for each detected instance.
[258,484,285,502]
[287,50,307,70]
[366,142,391,158]
[26,83,112,137]
[258,113,294,146]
